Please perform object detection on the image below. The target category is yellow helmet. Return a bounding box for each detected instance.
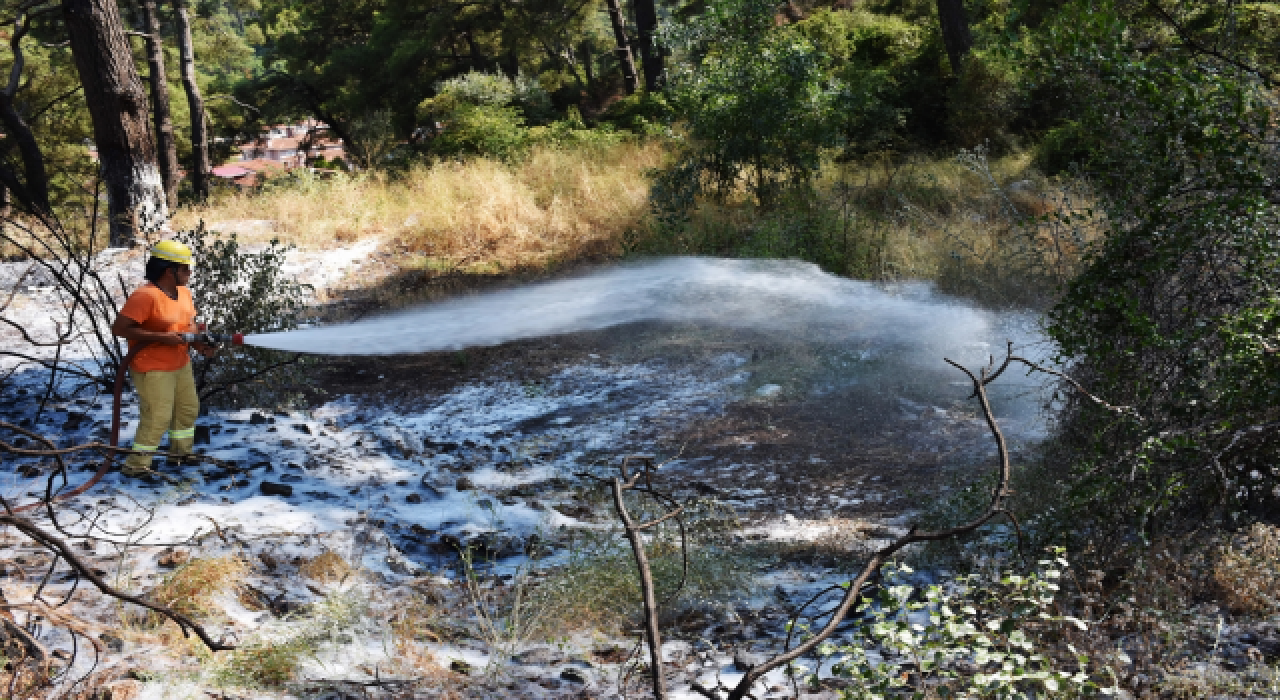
[150,240,193,265]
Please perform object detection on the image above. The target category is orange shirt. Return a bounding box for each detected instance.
[119,284,197,372]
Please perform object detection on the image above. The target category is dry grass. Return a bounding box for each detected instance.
[644,148,1102,308]
[169,142,1093,309]
[1035,526,1280,698]
[387,603,445,676]
[297,549,352,584]
[145,554,248,626]
[1212,524,1280,616]
[173,142,664,275]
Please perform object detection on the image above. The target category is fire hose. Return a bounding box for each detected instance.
[11,328,243,514]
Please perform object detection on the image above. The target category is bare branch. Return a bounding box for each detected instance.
[0,314,74,346]
[720,347,1031,700]
[205,93,261,114]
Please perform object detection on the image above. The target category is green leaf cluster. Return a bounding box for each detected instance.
[821,552,1101,699]
[176,224,313,407]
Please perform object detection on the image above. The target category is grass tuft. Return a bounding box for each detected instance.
[298,549,352,584]
[145,554,248,626]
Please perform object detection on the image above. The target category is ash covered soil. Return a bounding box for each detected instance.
[0,245,1051,699]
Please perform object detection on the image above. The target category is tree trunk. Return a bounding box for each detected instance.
[632,0,662,92]
[63,0,167,247]
[581,39,595,91]
[172,0,208,200]
[137,0,178,211]
[605,0,638,95]
[0,10,51,215]
[0,96,47,214]
[935,0,973,75]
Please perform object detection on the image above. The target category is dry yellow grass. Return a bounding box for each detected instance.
[298,549,352,584]
[173,142,665,274]
[145,554,248,626]
[171,143,1093,309]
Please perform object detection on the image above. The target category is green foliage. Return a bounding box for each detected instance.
[1032,121,1092,176]
[347,109,399,169]
[599,92,674,134]
[248,0,598,154]
[662,0,843,207]
[428,104,528,160]
[416,71,566,159]
[433,70,553,123]
[947,50,1023,152]
[175,224,312,407]
[1029,0,1280,542]
[528,118,629,152]
[820,554,1099,699]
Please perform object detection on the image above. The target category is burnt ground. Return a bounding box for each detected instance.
[308,318,1022,527]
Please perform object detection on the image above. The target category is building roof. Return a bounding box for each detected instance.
[236,159,289,173]
[210,165,251,178]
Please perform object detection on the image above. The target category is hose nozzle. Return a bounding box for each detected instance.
[182,326,245,346]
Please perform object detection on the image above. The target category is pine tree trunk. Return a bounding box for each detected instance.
[605,0,638,95]
[632,0,662,92]
[581,39,595,91]
[935,0,973,75]
[0,11,51,214]
[0,94,50,214]
[172,0,208,200]
[137,0,178,211]
[63,0,167,247]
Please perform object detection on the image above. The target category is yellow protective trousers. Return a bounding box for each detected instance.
[124,363,199,474]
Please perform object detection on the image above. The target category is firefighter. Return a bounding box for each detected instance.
[110,241,215,477]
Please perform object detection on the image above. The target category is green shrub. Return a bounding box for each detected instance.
[528,116,629,152]
[661,0,843,208]
[418,71,556,159]
[821,554,1101,698]
[175,224,312,408]
[600,92,674,133]
[429,103,529,160]
[1033,120,1093,175]
[947,50,1023,153]
[434,71,518,106]
[1030,0,1280,545]
[793,8,922,68]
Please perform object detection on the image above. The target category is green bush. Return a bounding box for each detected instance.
[429,103,528,160]
[792,8,922,68]
[175,225,312,407]
[434,71,518,106]
[1026,0,1280,545]
[600,92,674,133]
[947,50,1023,153]
[661,0,843,208]
[1033,120,1092,175]
[528,118,629,152]
[417,71,559,159]
[820,555,1100,698]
